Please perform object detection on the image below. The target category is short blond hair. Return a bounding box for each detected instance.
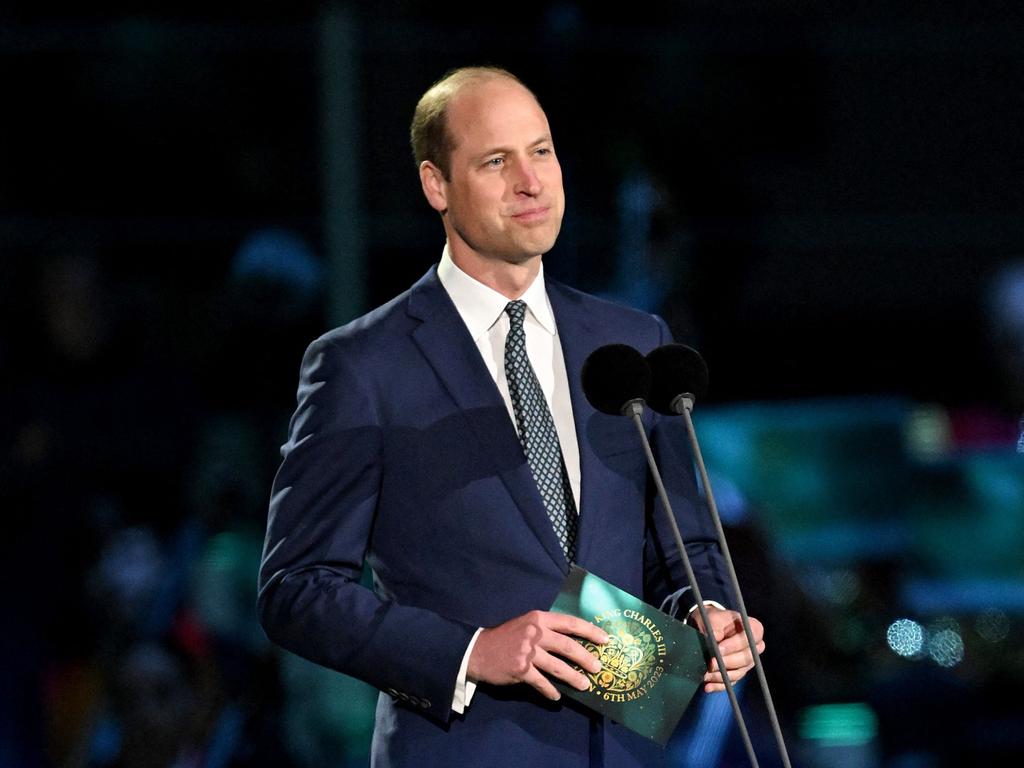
[410,66,534,180]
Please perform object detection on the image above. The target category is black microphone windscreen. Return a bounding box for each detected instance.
[581,344,652,415]
[646,344,709,414]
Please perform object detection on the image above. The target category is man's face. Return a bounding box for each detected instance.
[430,78,565,266]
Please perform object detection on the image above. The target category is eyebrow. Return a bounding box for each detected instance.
[472,134,553,163]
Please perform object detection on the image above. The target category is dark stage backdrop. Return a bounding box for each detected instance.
[2,3,1023,768]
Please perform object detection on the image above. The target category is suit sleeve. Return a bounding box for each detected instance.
[642,316,735,610]
[257,336,477,724]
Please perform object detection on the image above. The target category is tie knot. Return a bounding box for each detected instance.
[505,300,527,329]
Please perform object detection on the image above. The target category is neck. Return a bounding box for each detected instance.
[448,247,541,300]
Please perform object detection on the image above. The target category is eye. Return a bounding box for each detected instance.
[485,156,504,168]
[535,146,553,157]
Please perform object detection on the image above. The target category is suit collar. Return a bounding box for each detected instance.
[436,248,557,341]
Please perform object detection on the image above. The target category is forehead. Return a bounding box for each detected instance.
[446,78,551,153]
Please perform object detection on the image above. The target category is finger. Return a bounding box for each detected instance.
[708,634,743,656]
[704,681,736,693]
[714,631,765,656]
[707,641,765,674]
[705,659,752,682]
[704,660,756,691]
[706,614,743,642]
[521,665,563,700]
[546,630,602,674]
[544,612,610,645]
[709,611,763,641]
[712,616,765,646]
[533,649,592,692]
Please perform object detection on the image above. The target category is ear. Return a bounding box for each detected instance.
[419,161,449,214]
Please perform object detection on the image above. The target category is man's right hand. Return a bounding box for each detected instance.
[466,610,608,701]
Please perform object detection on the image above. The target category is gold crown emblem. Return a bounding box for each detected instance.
[581,617,658,694]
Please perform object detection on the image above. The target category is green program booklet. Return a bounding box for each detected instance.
[550,565,710,745]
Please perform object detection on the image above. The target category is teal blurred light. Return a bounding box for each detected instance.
[799,703,878,747]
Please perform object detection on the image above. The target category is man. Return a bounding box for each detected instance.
[258,66,764,767]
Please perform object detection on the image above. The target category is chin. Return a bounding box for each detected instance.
[519,230,561,258]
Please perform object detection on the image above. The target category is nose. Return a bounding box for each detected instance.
[511,156,542,196]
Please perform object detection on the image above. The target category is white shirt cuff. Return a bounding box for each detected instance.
[658,587,726,624]
[687,600,727,621]
[451,628,483,714]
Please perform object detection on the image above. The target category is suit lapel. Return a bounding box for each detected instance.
[545,279,610,569]
[407,268,571,573]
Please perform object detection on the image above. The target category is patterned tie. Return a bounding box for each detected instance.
[503,300,578,561]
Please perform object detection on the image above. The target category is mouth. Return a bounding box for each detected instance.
[510,206,550,223]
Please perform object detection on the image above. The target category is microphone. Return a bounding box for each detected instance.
[645,344,793,768]
[646,343,708,415]
[581,344,760,768]
[580,343,651,417]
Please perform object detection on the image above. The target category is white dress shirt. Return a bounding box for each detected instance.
[437,246,581,713]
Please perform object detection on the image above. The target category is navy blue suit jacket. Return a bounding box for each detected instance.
[258,266,732,767]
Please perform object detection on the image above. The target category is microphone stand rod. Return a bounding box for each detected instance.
[677,396,792,768]
[626,402,760,768]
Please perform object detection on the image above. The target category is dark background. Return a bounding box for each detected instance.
[2,2,1023,767]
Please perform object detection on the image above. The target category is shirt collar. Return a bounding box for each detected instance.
[437,244,556,341]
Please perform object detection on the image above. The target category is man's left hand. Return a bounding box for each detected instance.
[692,606,765,693]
